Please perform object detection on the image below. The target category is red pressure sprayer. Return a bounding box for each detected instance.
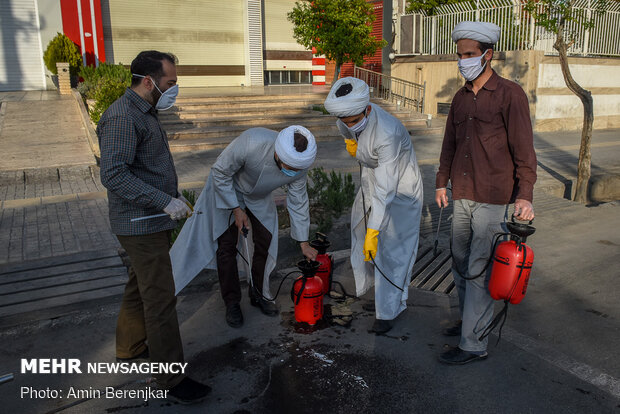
[488,216,535,304]
[309,232,333,295]
[480,216,536,342]
[291,260,324,325]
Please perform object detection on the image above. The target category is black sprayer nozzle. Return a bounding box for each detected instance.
[297,260,320,278]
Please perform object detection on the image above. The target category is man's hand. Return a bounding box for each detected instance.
[300,242,318,261]
[178,194,193,212]
[233,207,250,234]
[514,199,534,221]
[435,188,449,208]
[164,198,192,220]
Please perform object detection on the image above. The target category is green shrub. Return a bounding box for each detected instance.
[312,104,330,115]
[307,167,356,233]
[89,77,130,124]
[81,63,131,124]
[42,33,83,76]
[171,190,198,245]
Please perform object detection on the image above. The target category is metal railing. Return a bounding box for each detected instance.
[353,66,426,114]
[398,0,620,57]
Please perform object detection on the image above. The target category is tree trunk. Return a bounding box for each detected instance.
[333,62,342,84]
[554,22,594,204]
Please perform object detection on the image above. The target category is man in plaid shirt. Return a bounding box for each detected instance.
[97,50,209,404]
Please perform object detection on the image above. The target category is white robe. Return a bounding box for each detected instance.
[170,128,311,295]
[340,104,423,320]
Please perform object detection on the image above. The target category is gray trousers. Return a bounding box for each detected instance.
[451,199,509,352]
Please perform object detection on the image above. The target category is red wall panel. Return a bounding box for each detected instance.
[60,0,105,66]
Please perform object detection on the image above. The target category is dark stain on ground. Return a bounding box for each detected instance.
[254,343,458,414]
[576,387,591,395]
[597,240,619,246]
[105,402,149,413]
[585,308,610,318]
[368,331,409,341]
[280,304,355,333]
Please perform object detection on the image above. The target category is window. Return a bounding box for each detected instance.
[264,71,312,85]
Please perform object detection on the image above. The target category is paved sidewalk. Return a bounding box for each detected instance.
[0,96,95,171]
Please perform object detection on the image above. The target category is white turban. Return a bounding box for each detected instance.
[452,21,501,44]
[275,125,317,170]
[323,77,370,117]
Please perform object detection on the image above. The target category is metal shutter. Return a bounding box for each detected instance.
[0,0,46,91]
[247,0,264,86]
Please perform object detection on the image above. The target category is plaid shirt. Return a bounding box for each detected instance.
[97,88,179,235]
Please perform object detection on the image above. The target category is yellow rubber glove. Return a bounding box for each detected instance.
[344,139,358,157]
[178,194,194,217]
[363,228,380,262]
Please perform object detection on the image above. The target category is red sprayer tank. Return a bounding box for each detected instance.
[309,232,333,295]
[291,260,324,325]
[488,217,536,304]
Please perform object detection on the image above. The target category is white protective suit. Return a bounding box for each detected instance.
[170,127,312,295]
[340,104,423,320]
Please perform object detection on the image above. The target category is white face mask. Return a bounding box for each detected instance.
[457,49,489,81]
[349,115,369,134]
[133,74,179,110]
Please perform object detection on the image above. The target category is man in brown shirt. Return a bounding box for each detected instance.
[435,21,537,365]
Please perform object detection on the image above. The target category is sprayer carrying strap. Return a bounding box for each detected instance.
[460,231,511,281]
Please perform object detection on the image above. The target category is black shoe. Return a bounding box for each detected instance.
[442,320,462,337]
[370,318,394,334]
[116,347,149,363]
[167,377,211,405]
[249,286,278,316]
[438,345,487,365]
[225,303,244,328]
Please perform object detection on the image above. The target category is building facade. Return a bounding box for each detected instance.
[1,0,393,92]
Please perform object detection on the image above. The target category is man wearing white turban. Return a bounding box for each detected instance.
[436,21,537,365]
[170,126,318,327]
[324,77,423,334]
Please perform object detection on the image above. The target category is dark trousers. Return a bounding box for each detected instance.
[116,231,185,389]
[216,208,272,306]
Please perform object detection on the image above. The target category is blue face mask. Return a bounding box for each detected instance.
[349,114,369,134]
[281,167,299,177]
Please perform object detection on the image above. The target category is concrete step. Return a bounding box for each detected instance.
[164,118,432,139]
[170,98,324,111]
[162,114,430,132]
[160,111,322,126]
[174,92,328,104]
[160,107,319,120]
[166,126,443,152]
[160,107,424,124]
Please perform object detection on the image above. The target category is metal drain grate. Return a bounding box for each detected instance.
[410,247,455,295]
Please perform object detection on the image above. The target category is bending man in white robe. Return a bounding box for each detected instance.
[170,126,318,328]
[324,77,423,334]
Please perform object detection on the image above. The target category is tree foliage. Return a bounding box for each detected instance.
[287,0,386,80]
[43,32,83,76]
[525,0,606,203]
[406,0,461,15]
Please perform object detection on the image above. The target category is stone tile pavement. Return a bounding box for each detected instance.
[0,198,117,264]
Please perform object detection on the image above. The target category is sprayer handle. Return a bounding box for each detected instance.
[511,214,533,225]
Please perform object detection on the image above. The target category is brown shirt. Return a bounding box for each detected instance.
[436,70,537,204]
